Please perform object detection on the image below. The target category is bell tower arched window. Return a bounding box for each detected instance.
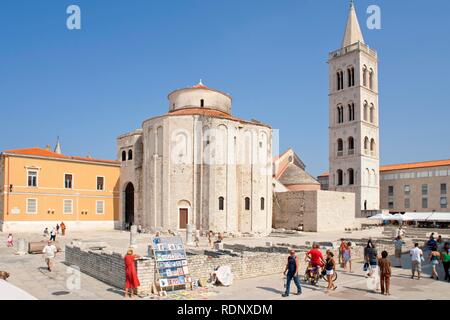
[347,66,355,87]
[337,139,343,157]
[337,170,343,186]
[348,137,355,155]
[337,70,344,91]
[369,68,374,90]
[363,65,368,87]
[128,149,133,161]
[348,168,355,185]
[348,103,355,121]
[363,101,368,121]
[121,151,127,161]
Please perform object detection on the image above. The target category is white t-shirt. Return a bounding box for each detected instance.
[43,245,57,259]
[410,247,423,262]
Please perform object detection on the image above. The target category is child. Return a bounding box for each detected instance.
[7,234,13,247]
[325,251,337,292]
[378,250,392,295]
[343,242,353,273]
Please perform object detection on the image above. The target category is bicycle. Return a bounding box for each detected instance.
[304,263,338,285]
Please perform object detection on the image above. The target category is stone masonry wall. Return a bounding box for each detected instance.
[65,244,286,294]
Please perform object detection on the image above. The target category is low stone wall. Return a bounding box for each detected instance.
[65,244,286,294]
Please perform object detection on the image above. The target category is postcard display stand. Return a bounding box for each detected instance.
[152,236,192,292]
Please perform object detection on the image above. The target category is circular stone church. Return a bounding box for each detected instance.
[117,81,273,235]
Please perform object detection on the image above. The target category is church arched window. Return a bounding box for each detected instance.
[121,150,127,161]
[128,149,133,161]
[260,197,265,211]
[245,197,251,210]
[337,70,344,91]
[219,197,225,211]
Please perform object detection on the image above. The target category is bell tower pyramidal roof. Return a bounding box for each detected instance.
[342,1,365,48]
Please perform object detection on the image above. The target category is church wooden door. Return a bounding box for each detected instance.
[179,208,188,229]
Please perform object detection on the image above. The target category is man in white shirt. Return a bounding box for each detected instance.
[410,243,423,280]
[42,241,57,272]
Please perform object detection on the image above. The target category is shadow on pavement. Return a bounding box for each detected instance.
[256,286,284,294]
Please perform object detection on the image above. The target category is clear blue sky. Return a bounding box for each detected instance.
[1,0,449,176]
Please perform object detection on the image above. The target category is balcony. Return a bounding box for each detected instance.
[329,42,378,59]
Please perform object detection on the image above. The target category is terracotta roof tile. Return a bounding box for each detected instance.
[167,107,271,128]
[3,148,119,165]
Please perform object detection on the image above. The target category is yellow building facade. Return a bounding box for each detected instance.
[0,148,120,232]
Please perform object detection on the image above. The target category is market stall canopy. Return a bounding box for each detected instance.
[427,212,450,222]
[368,212,450,222]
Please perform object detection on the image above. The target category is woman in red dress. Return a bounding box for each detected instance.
[124,249,141,298]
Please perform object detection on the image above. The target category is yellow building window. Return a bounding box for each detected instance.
[96,201,104,215]
[63,199,73,214]
[26,198,38,214]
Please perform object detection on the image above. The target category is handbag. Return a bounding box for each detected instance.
[363,262,369,272]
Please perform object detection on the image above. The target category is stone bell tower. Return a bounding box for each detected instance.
[328,1,380,217]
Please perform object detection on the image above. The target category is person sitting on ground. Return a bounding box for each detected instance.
[305,243,325,274]
[393,236,405,268]
[43,228,49,237]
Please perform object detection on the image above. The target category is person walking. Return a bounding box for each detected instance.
[282,249,302,297]
[60,222,66,236]
[208,231,214,248]
[50,228,56,241]
[325,251,337,292]
[441,242,450,282]
[378,251,392,295]
[42,241,58,272]
[43,227,49,237]
[394,236,405,268]
[396,225,405,239]
[426,234,437,252]
[124,249,141,299]
[410,243,423,280]
[339,239,346,268]
[343,242,353,273]
[7,234,13,247]
[429,245,441,280]
[56,224,60,235]
[194,230,201,247]
[364,239,379,277]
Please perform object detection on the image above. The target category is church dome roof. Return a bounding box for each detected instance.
[168,80,232,114]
